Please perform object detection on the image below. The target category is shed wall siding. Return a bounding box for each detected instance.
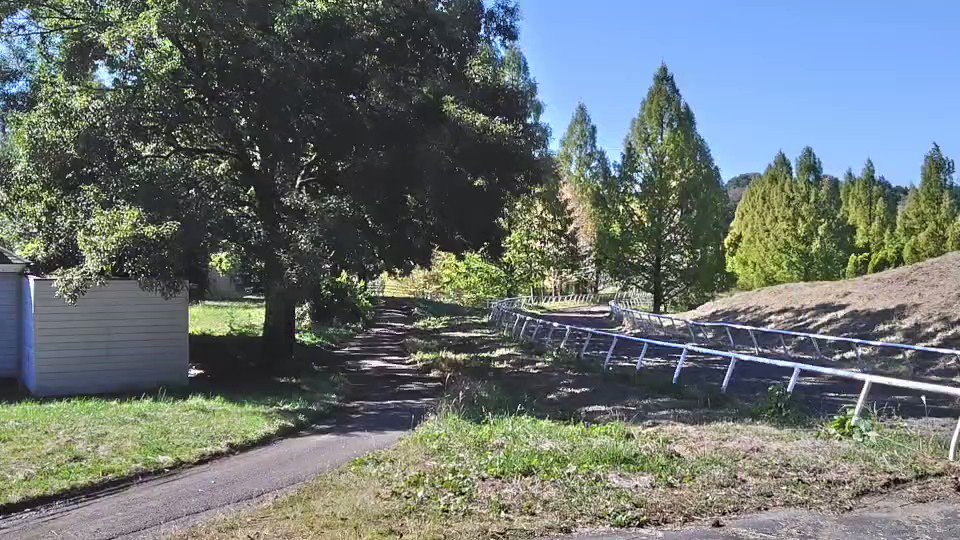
[0,273,20,377]
[28,279,188,396]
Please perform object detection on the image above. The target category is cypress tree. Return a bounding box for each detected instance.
[600,65,726,312]
[726,148,851,288]
[840,159,897,276]
[897,144,958,265]
[556,103,611,292]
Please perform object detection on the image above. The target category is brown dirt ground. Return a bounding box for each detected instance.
[680,251,960,349]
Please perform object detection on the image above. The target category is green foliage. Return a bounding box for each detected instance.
[821,408,879,443]
[897,144,960,265]
[751,384,806,424]
[391,251,510,307]
[598,65,727,312]
[556,102,611,290]
[2,0,548,366]
[503,178,581,295]
[840,160,897,256]
[845,252,871,278]
[868,247,900,274]
[726,148,852,289]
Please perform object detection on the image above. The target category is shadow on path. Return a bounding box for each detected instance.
[0,300,438,540]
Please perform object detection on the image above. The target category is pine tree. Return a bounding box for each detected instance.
[897,144,958,265]
[726,148,851,288]
[556,103,610,292]
[599,65,727,312]
[839,159,896,277]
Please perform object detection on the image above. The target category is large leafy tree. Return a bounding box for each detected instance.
[556,102,610,292]
[599,65,727,313]
[726,148,851,288]
[1,0,548,367]
[897,144,960,265]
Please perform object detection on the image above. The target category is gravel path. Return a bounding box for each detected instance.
[0,301,438,539]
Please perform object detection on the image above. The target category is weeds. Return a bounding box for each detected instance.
[821,407,879,442]
[752,383,807,425]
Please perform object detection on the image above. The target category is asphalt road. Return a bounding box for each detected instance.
[0,303,439,539]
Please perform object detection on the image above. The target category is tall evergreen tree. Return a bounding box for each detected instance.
[726,147,851,288]
[897,144,960,264]
[598,65,726,312]
[556,102,610,292]
[839,159,897,276]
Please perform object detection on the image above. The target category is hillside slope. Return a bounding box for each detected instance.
[680,252,960,349]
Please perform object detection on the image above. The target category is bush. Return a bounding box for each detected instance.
[867,248,900,274]
[390,251,509,307]
[845,253,871,278]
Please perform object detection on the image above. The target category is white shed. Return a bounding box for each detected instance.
[19,277,189,396]
[0,247,29,378]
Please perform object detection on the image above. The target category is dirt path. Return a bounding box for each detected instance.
[0,301,438,540]
[561,497,960,539]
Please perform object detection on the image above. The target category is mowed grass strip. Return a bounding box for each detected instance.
[185,304,958,539]
[0,300,348,507]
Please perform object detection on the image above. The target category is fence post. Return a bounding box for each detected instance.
[787,367,801,393]
[545,324,555,348]
[810,336,823,359]
[951,416,960,461]
[603,337,619,371]
[635,342,649,371]
[672,348,688,384]
[530,320,541,343]
[518,318,530,341]
[721,358,737,393]
[748,329,761,354]
[851,380,873,425]
[779,335,791,358]
[725,327,736,349]
[511,314,521,337]
[560,327,571,349]
[579,332,593,360]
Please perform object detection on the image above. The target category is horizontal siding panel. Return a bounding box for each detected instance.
[35,361,187,376]
[35,323,187,341]
[34,311,186,324]
[37,345,186,369]
[35,336,186,352]
[35,347,187,360]
[35,344,187,360]
[34,303,185,315]
[35,319,186,332]
[33,332,187,352]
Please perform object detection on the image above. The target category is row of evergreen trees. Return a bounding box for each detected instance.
[506,63,960,311]
[728,144,960,289]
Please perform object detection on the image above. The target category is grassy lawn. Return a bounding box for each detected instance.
[0,300,356,508]
[186,305,959,539]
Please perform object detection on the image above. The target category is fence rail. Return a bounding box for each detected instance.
[490,295,960,461]
[609,301,960,377]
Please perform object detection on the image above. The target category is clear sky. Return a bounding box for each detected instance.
[516,0,960,185]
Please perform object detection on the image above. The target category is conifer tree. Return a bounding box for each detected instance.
[840,159,897,276]
[556,103,610,292]
[897,144,959,265]
[599,65,726,312]
[726,148,851,288]
[503,173,581,295]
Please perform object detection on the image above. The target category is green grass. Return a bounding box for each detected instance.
[190,300,361,348]
[184,302,960,539]
[0,300,356,508]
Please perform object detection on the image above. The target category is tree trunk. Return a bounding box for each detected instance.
[652,260,664,314]
[262,255,297,370]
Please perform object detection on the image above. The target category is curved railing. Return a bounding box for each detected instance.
[609,301,960,376]
[491,295,960,461]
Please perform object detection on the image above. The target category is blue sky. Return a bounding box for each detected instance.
[516,1,960,185]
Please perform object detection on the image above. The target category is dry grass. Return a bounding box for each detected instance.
[184,304,960,540]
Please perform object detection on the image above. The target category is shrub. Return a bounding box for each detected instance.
[845,253,871,278]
